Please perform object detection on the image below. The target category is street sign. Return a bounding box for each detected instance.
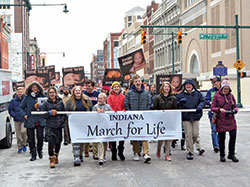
[200,33,228,39]
[213,61,227,76]
[213,67,228,76]
[233,59,245,71]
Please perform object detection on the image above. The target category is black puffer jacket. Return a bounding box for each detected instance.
[41,96,65,129]
[176,79,205,121]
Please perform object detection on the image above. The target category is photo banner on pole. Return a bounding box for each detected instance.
[69,110,182,143]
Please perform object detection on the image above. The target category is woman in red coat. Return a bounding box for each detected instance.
[107,81,126,161]
[211,77,239,163]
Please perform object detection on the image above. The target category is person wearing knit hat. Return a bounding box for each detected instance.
[211,77,239,163]
[101,85,110,96]
[111,81,121,89]
[221,77,230,89]
[107,81,126,161]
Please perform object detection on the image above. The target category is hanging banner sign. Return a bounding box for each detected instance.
[68,110,182,143]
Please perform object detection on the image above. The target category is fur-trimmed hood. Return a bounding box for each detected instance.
[25,81,44,96]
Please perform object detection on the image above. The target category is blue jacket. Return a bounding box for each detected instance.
[205,87,219,118]
[124,85,151,111]
[8,96,24,122]
[176,79,205,121]
[19,82,46,128]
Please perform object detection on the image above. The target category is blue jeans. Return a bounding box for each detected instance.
[209,117,219,148]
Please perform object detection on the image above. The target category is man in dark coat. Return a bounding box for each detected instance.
[177,79,205,160]
[8,87,27,153]
[205,76,221,153]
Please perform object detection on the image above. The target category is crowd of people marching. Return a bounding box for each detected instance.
[8,74,239,168]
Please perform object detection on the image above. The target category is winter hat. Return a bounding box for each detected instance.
[111,81,121,89]
[101,85,110,91]
[221,77,230,88]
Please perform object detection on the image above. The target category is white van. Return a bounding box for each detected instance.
[0,69,14,148]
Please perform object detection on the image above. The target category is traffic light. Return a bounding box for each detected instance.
[141,31,146,44]
[177,30,182,44]
[240,72,246,78]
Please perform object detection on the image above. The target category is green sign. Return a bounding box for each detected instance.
[200,33,228,39]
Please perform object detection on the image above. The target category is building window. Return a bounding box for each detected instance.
[128,16,132,22]
[128,22,132,27]
[114,41,119,47]
[137,15,142,20]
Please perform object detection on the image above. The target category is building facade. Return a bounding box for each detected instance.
[180,0,250,105]
[29,37,40,70]
[151,0,181,81]
[103,33,121,69]
[142,1,159,84]
[90,50,104,86]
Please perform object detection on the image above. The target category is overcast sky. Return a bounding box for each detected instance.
[29,0,158,73]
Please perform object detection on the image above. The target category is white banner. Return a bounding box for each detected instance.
[69,110,182,143]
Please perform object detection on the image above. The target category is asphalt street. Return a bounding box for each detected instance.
[0,111,250,187]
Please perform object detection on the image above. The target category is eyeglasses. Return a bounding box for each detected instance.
[211,81,216,83]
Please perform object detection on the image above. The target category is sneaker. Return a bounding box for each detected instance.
[165,154,171,162]
[144,154,151,163]
[73,158,81,166]
[198,148,205,155]
[22,145,27,152]
[186,152,193,160]
[133,153,140,161]
[220,156,226,162]
[214,147,219,153]
[63,142,68,146]
[99,160,104,165]
[17,148,22,153]
[227,155,239,162]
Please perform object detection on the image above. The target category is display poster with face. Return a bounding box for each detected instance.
[118,48,146,76]
[156,74,182,94]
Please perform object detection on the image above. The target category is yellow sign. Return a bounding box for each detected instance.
[233,59,245,71]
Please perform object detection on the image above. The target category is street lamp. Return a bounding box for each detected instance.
[0,3,69,14]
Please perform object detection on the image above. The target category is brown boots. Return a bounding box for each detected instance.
[49,157,55,168]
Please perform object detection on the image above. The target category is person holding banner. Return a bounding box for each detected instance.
[41,87,65,168]
[20,82,46,161]
[83,80,99,158]
[93,93,112,165]
[176,79,205,160]
[124,74,152,163]
[152,82,177,161]
[66,86,93,166]
[107,81,126,161]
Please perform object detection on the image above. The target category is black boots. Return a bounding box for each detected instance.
[30,149,36,161]
[118,147,125,161]
[227,155,239,162]
[38,151,43,159]
[111,149,117,161]
[112,147,125,161]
